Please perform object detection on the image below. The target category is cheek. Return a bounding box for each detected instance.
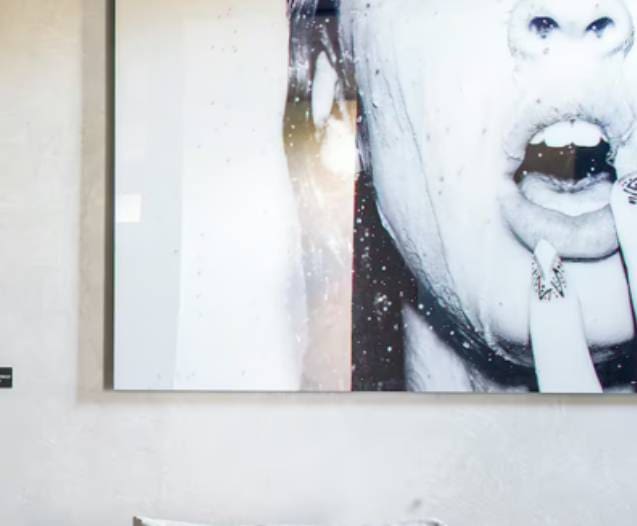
[438,209,533,344]
[419,132,511,276]
[416,75,516,223]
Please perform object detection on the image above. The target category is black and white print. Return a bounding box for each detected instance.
[115,0,637,392]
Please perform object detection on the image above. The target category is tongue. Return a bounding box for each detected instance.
[515,142,614,184]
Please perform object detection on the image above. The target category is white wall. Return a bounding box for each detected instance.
[1,1,637,525]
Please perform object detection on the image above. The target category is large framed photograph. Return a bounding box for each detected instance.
[114,0,637,393]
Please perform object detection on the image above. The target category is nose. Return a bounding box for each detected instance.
[509,0,634,58]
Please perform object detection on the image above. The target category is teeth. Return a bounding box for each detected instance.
[571,121,603,147]
[544,121,575,147]
[529,120,605,148]
[530,131,544,145]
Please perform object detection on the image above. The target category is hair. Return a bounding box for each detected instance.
[285,0,416,390]
[287,0,354,106]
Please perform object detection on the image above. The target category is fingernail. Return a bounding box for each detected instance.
[619,174,637,206]
[532,239,566,302]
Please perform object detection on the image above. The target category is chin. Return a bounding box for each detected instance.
[391,204,635,368]
[459,243,635,367]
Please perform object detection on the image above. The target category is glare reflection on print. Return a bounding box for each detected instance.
[288,0,637,392]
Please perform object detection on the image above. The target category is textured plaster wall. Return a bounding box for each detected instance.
[0,1,636,525]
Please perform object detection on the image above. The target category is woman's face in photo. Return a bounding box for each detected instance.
[344,0,637,364]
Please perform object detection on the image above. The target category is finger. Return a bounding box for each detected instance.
[530,239,602,393]
[610,173,637,321]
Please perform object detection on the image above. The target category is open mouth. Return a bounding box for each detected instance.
[515,120,616,214]
[501,119,620,260]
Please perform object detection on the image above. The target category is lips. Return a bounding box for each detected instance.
[500,119,621,259]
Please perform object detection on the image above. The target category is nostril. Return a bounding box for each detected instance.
[529,16,560,39]
[586,16,615,36]
[511,1,634,59]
